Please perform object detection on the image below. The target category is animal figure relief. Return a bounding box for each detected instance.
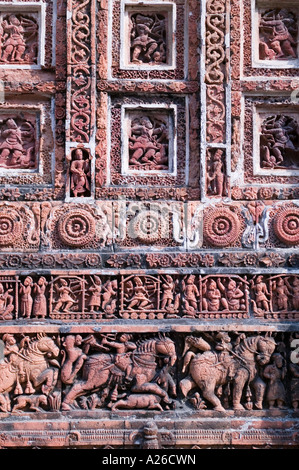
[0,333,59,412]
[180,333,276,411]
[61,333,177,411]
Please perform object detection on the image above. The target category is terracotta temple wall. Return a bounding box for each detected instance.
[0,0,297,449]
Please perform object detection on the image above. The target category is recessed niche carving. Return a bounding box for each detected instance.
[254,2,299,68]
[0,12,39,65]
[260,114,299,170]
[69,148,91,198]
[253,108,299,175]
[122,3,175,69]
[259,8,298,61]
[122,106,176,175]
[0,113,38,170]
[0,3,46,69]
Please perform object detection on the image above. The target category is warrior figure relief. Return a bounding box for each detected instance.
[130,13,167,65]
[61,333,177,411]
[259,9,298,60]
[0,117,36,169]
[0,14,38,64]
[260,115,299,170]
[180,333,276,411]
[0,333,59,412]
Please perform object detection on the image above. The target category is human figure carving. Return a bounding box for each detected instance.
[52,279,78,313]
[182,275,200,316]
[0,333,59,411]
[259,9,297,60]
[206,149,226,197]
[0,14,38,64]
[128,115,169,170]
[272,277,291,312]
[126,276,153,310]
[202,278,228,312]
[70,148,91,197]
[251,276,271,313]
[180,333,276,411]
[263,353,287,409]
[285,276,299,311]
[160,275,179,315]
[0,283,14,320]
[289,361,299,409]
[260,115,299,170]
[130,13,166,64]
[62,334,177,411]
[221,278,246,312]
[0,117,36,169]
[87,276,102,313]
[32,277,48,319]
[61,335,87,385]
[19,276,33,318]
[101,279,118,317]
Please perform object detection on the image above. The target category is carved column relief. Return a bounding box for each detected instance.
[66,0,96,198]
[204,0,230,199]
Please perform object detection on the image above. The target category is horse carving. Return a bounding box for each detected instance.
[0,333,60,412]
[61,334,177,410]
[180,333,276,411]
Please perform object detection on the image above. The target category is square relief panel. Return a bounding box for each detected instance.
[242,96,299,186]
[0,112,38,172]
[109,95,186,188]
[0,98,54,187]
[0,2,46,69]
[253,106,299,176]
[253,0,299,68]
[121,2,176,70]
[110,0,185,80]
[122,105,176,176]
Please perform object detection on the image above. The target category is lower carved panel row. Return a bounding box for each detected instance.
[0,329,299,415]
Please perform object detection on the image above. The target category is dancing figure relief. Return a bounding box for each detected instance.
[0,13,38,64]
[130,13,167,65]
[61,333,177,412]
[128,114,169,171]
[259,9,298,61]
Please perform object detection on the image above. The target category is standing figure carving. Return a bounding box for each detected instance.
[70,148,91,198]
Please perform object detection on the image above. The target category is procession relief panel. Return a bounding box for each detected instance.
[0,0,297,450]
[0,329,297,418]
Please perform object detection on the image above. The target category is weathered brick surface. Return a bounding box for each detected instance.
[0,0,297,449]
